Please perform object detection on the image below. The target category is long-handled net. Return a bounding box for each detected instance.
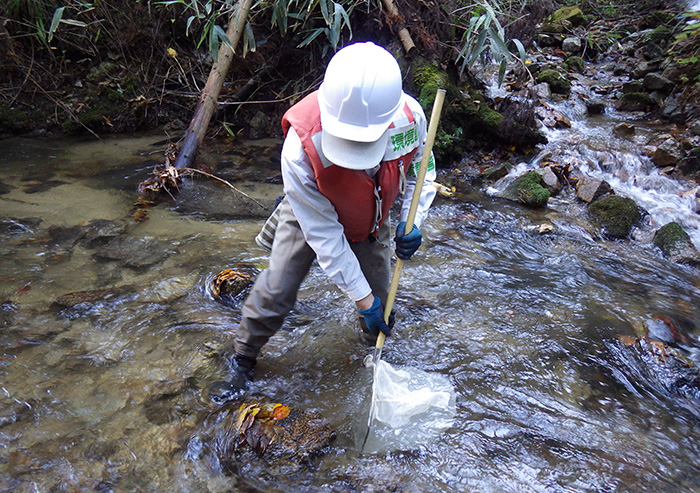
[361,89,455,452]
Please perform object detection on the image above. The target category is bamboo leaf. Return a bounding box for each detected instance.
[60,19,88,27]
[512,38,527,66]
[48,7,65,43]
[468,28,488,66]
[298,28,326,48]
[497,58,507,87]
[488,26,511,61]
[243,21,255,56]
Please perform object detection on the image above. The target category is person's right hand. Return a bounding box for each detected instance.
[358,295,392,337]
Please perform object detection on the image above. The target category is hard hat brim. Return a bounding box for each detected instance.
[321,128,390,170]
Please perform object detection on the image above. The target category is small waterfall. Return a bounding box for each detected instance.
[486,78,700,250]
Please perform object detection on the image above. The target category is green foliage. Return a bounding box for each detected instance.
[673,11,700,65]
[294,0,354,51]
[157,0,238,59]
[453,1,528,87]
[155,0,356,59]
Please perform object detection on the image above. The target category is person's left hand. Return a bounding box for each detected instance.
[359,296,393,337]
[395,221,422,260]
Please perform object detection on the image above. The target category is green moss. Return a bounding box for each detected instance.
[589,196,641,239]
[615,92,657,111]
[480,103,504,128]
[563,56,585,74]
[653,222,690,253]
[414,64,447,112]
[0,104,31,133]
[505,171,550,208]
[86,61,120,83]
[542,6,584,32]
[536,69,571,95]
[121,74,140,94]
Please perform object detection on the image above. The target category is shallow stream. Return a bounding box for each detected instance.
[1,105,700,490]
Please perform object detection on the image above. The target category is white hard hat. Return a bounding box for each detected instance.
[318,42,404,170]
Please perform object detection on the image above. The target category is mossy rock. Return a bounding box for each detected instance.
[0,104,32,133]
[536,69,571,95]
[86,61,120,83]
[615,93,657,112]
[589,195,641,239]
[503,171,550,208]
[653,222,700,265]
[563,56,585,74]
[542,6,585,32]
[621,81,645,94]
[402,56,546,162]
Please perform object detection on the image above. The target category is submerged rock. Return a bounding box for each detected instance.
[653,222,700,266]
[53,286,133,308]
[588,195,641,239]
[93,236,171,268]
[214,401,336,475]
[81,219,127,247]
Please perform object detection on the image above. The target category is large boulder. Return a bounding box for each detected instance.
[588,195,641,239]
[653,222,700,266]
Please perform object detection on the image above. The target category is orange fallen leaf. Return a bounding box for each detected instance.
[272,404,290,421]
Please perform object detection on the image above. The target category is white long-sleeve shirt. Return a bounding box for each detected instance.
[281,94,437,302]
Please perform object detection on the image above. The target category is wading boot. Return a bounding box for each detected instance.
[208,354,256,405]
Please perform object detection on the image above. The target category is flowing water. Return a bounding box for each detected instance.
[1,100,700,491]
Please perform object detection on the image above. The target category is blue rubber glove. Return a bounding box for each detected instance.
[358,295,392,337]
[395,221,422,260]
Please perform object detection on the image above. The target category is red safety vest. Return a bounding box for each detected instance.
[281,91,419,241]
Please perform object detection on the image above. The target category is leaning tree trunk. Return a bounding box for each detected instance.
[174,0,254,169]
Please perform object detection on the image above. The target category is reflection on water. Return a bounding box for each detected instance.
[1,134,699,491]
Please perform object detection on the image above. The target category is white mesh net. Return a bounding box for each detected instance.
[361,355,456,452]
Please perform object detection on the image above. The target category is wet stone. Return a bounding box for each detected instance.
[47,224,87,249]
[215,403,336,475]
[0,217,42,235]
[93,236,171,268]
[652,138,684,167]
[53,285,133,308]
[536,166,563,195]
[0,180,14,194]
[0,394,34,429]
[81,219,127,248]
[612,123,636,138]
[576,177,612,203]
[585,100,606,115]
[21,180,67,194]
